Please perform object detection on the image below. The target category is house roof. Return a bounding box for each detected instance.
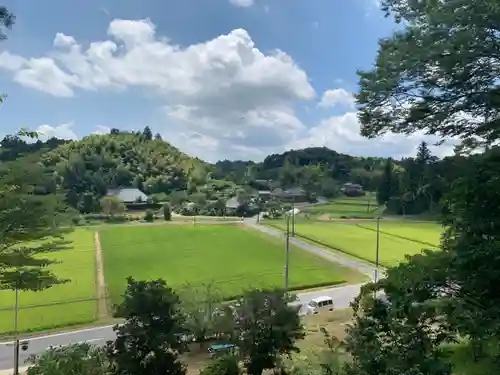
[225,197,239,209]
[107,188,148,203]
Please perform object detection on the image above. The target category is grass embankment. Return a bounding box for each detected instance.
[266,220,442,267]
[100,224,365,305]
[0,228,97,334]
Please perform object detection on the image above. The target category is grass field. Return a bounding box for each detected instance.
[355,221,443,247]
[266,220,441,267]
[303,193,382,219]
[100,225,366,305]
[0,228,97,334]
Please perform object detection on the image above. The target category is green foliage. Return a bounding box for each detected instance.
[106,277,187,375]
[163,202,172,221]
[230,288,305,375]
[178,281,223,343]
[99,196,126,216]
[144,209,155,222]
[357,0,500,149]
[0,6,14,41]
[36,130,207,212]
[26,343,109,375]
[349,1,500,372]
[200,355,241,375]
[0,154,74,291]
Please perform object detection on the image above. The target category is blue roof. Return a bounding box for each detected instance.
[107,188,148,203]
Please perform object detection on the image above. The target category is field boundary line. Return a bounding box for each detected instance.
[94,231,109,320]
[248,222,379,277]
[262,222,389,270]
[354,224,439,248]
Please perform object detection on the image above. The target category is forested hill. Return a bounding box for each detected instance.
[1,128,209,213]
[213,147,387,192]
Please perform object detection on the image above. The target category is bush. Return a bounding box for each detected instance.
[200,355,240,375]
[163,203,172,221]
[144,209,155,222]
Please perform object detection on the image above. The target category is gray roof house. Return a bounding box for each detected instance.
[225,197,240,209]
[107,188,149,204]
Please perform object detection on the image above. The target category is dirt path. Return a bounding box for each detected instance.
[93,231,108,320]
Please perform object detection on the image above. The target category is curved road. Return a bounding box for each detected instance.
[0,216,384,373]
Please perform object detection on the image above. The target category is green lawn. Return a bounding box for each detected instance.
[355,221,443,247]
[0,228,97,334]
[100,225,366,305]
[266,221,439,267]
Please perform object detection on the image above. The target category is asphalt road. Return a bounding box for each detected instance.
[0,283,364,371]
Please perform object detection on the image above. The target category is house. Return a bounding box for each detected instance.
[341,183,364,196]
[271,187,308,202]
[225,197,240,209]
[106,188,149,206]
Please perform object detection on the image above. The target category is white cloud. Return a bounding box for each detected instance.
[229,0,254,7]
[318,88,355,109]
[36,123,77,140]
[289,111,457,159]
[93,125,111,135]
[0,19,314,161]
[0,18,452,162]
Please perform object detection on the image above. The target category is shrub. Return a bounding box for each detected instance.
[144,209,155,222]
[200,355,240,375]
[163,203,172,221]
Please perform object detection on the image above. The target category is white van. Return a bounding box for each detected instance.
[306,296,334,315]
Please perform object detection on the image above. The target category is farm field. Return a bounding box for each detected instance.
[100,224,366,305]
[355,221,443,247]
[0,228,97,334]
[303,193,382,219]
[265,221,440,267]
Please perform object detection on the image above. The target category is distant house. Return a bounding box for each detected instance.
[341,183,364,196]
[225,197,240,210]
[271,187,307,202]
[106,188,149,206]
[257,190,272,198]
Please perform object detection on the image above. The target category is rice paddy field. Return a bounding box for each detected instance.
[100,224,366,305]
[0,228,97,334]
[266,220,443,267]
[303,193,383,219]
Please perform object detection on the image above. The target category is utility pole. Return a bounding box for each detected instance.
[284,214,290,292]
[291,197,295,237]
[13,278,20,375]
[374,216,380,284]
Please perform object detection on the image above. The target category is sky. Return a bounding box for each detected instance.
[0,0,455,162]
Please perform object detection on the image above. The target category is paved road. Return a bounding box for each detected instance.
[0,284,364,372]
[244,218,385,279]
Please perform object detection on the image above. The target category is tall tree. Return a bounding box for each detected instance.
[106,278,187,375]
[357,0,500,150]
[376,158,396,205]
[142,126,153,141]
[0,150,73,291]
[230,289,305,375]
[352,0,500,370]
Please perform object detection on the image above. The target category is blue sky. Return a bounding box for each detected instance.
[0,0,453,162]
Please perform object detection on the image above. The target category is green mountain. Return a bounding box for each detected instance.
[31,129,209,213]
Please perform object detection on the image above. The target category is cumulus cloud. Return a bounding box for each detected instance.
[36,123,77,140]
[289,111,457,159]
[318,88,355,109]
[229,0,254,7]
[0,19,314,161]
[0,18,454,161]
